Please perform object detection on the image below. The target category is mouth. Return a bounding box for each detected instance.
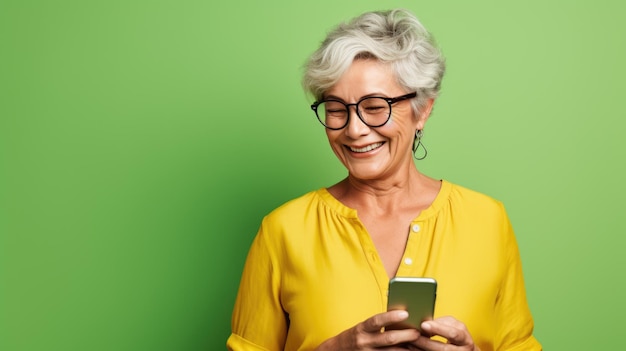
[347,142,384,153]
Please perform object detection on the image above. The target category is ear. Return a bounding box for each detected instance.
[415,98,435,130]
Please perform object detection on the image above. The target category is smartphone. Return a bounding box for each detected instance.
[386,277,437,332]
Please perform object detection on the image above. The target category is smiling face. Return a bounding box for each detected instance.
[323,59,433,182]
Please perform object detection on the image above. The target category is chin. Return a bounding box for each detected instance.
[347,166,387,181]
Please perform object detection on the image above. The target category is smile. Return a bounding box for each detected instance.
[348,142,384,153]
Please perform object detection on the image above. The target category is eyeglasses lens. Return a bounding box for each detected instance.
[317,98,391,129]
[358,98,390,126]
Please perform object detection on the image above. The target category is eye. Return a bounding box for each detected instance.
[326,108,345,114]
[360,98,388,115]
[323,102,347,117]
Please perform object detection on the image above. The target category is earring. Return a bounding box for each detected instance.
[413,129,427,160]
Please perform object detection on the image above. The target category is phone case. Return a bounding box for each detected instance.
[387,277,437,331]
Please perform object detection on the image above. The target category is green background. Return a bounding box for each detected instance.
[1,0,624,350]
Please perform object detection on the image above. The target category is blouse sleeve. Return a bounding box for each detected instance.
[494,204,542,351]
[227,218,287,351]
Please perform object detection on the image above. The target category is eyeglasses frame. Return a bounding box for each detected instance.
[310,92,418,130]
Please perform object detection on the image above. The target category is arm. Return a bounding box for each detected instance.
[492,206,541,350]
[227,221,287,351]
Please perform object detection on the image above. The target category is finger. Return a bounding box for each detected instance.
[420,317,475,348]
[421,322,463,345]
[362,310,410,333]
[412,336,447,351]
[371,328,421,349]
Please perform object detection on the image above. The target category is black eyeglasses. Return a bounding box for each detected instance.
[310,92,417,130]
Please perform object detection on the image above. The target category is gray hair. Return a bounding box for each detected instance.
[302,9,446,114]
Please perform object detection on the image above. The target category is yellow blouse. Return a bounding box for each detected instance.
[227,180,541,351]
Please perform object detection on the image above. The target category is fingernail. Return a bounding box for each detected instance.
[421,322,431,330]
[397,310,409,318]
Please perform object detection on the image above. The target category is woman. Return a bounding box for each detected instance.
[227,9,541,351]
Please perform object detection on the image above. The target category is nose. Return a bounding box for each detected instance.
[344,105,370,137]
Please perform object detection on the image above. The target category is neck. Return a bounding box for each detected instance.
[329,166,433,213]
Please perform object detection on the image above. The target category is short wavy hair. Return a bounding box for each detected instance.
[302,9,446,114]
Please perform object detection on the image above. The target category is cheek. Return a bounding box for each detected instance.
[325,130,336,144]
[386,116,417,138]
[389,110,418,129]
[325,131,343,151]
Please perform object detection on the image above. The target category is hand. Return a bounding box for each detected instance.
[315,310,422,350]
[410,316,480,351]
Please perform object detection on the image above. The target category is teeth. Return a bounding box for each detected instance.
[350,142,383,153]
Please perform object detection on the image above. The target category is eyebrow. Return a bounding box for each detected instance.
[322,92,391,102]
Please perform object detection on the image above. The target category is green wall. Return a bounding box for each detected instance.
[1,1,624,350]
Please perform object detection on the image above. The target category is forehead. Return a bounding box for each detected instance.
[325,59,403,99]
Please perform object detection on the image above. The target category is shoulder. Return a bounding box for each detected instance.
[259,188,335,237]
[436,181,518,259]
[432,181,511,234]
[265,189,325,221]
[444,181,506,215]
[256,188,343,259]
